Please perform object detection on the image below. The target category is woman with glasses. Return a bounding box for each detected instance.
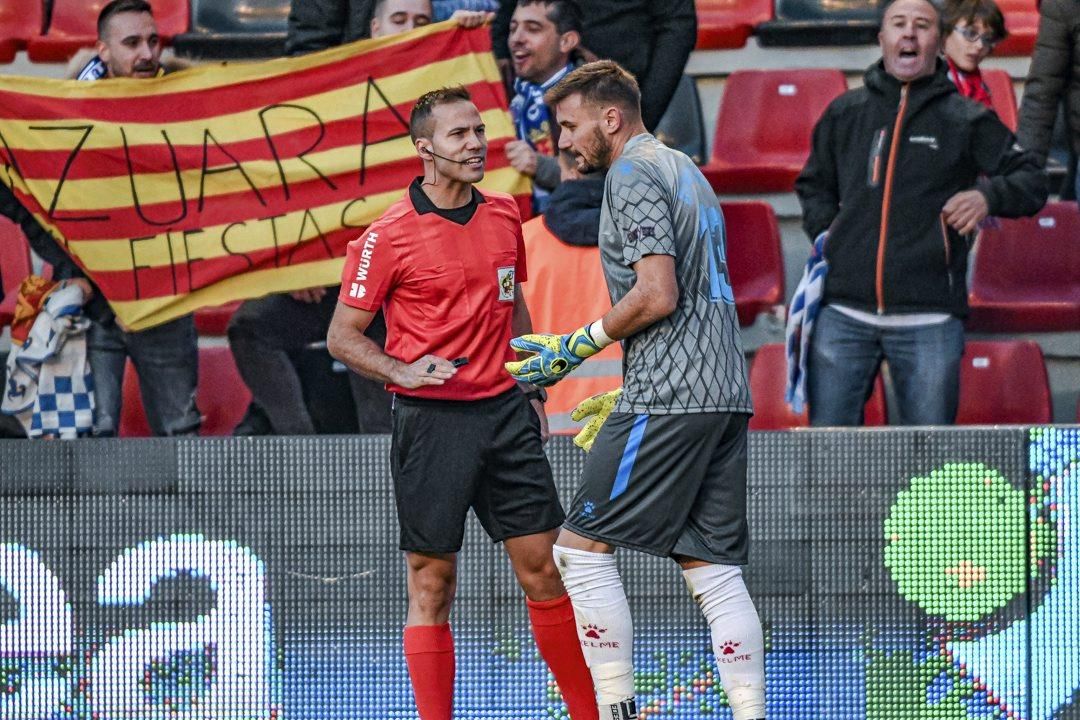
[941,0,1009,108]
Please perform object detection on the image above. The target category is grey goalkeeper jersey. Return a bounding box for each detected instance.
[599,134,752,415]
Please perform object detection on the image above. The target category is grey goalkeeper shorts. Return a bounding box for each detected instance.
[562,411,750,565]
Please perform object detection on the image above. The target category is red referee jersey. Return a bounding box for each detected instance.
[338,181,527,400]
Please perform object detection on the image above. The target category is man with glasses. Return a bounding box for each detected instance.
[795,0,1046,427]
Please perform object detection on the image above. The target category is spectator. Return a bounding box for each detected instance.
[795,0,1046,427]
[229,0,493,436]
[941,0,1008,109]
[46,0,202,437]
[505,0,582,212]
[493,0,696,131]
[286,0,492,55]
[1018,0,1080,199]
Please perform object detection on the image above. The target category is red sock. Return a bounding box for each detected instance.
[528,594,599,720]
[403,623,455,720]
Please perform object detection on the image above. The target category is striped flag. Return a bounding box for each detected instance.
[0,23,529,331]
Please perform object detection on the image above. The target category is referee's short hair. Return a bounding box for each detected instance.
[98,0,154,39]
[544,60,641,122]
[410,86,473,142]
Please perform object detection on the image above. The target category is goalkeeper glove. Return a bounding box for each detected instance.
[505,323,609,387]
[571,388,622,452]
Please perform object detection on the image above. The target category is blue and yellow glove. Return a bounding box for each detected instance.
[505,325,605,387]
[571,388,622,452]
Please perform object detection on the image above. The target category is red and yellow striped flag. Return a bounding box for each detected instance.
[0,23,529,331]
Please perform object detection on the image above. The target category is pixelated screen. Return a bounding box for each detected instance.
[0,427,1076,719]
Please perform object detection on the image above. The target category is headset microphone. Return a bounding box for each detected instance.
[423,146,478,165]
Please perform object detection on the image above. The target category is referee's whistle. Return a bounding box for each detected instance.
[451,356,470,368]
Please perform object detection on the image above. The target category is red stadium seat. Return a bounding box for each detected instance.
[701,69,848,193]
[968,202,1080,332]
[955,340,1051,424]
[28,0,189,63]
[721,201,784,326]
[994,0,1039,56]
[981,68,1018,132]
[194,301,240,336]
[748,343,887,430]
[695,0,772,50]
[0,0,44,63]
[0,216,34,327]
[119,346,251,437]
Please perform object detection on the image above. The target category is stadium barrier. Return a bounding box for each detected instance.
[0,428,1077,719]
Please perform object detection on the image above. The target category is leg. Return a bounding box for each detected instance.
[404,552,457,720]
[86,320,128,437]
[226,293,333,435]
[552,532,635,719]
[674,414,764,719]
[506,530,599,720]
[348,310,392,433]
[807,306,882,427]
[126,315,201,436]
[882,318,964,425]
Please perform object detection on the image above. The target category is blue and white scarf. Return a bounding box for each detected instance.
[511,63,574,210]
[784,232,828,414]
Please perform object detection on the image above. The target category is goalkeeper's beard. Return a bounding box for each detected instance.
[574,127,614,174]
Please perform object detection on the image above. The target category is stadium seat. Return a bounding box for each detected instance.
[119,346,252,437]
[194,300,241,336]
[721,201,784,326]
[654,75,707,166]
[994,0,1039,56]
[28,0,189,62]
[757,0,880,47]
[968,201,1080,332]
[701,69,847,193]
[0,216,34,327]
[748,343,887,430]
[695,0,772,50]
[955,340,1052,424]
[0,0,44,63]
[171,0,288,59]
[981,68,1018,132]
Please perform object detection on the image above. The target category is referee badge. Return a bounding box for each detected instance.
[497,266,515,301]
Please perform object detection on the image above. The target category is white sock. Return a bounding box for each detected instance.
[682,564,766,720]
[553,545,636,715]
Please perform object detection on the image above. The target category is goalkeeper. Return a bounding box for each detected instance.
[506,61,766,720]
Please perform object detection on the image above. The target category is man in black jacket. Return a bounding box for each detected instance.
[795,0,1047,427]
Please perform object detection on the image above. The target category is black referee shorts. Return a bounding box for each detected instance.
[563,411,751,565]
[390,388,565,554]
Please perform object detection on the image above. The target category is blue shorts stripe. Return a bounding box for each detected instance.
[610,414,649,500]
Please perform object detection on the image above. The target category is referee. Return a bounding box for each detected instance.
[327,87,597,720]
[506,62,767,720]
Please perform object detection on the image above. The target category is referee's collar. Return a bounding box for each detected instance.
[409,177,486,215]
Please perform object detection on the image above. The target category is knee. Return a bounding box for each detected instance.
[513,552,563,598]
[408,562,456,615]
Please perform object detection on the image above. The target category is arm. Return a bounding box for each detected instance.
[491,0,515,60]
[794,105,841,240]
[599,254,677,340]
[511,284,549,441]
[327,303,457,388]
[1017,0,1073,163]
[639,0,697,131]
[533,154,561,191]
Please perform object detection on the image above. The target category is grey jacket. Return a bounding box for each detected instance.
[1018,0,1080,161]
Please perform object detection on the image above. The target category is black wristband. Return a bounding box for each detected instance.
[523,388,547,403]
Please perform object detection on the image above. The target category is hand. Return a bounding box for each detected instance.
[505,328,603,387]
[290,287,328,304]
[529,398,550,444]
[941,190,989,235]
[505,140,539,177]
[391,354,457,390]
[63,278,94,304]
[450,9,494,28]
[571,388,622,452]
